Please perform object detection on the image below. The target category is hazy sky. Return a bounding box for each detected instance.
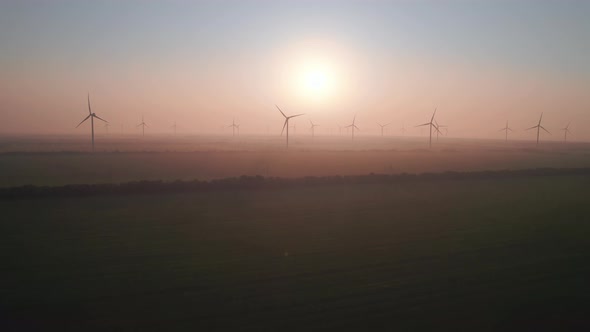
[1,0,589,140]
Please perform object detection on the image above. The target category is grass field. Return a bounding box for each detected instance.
[3,174,590,330]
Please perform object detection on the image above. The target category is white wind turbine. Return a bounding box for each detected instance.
[76,94,108,152]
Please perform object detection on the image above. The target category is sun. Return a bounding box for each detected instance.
[305,69,328,93]
[298,63,335,100]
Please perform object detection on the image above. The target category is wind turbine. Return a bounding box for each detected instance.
[137,116,148,136]
[104,122,110,134]
[309,119,319,138]
[434,120,446,141]
[171,121,177,135]
[526,113,550,146]
[276,105,304,149]
[76,94,108,152]
[377,122,390,137]
[345,115,360,140]
[499,121,513,142]
[229,119,238,137]
[561,122,572,142]
[415,108,438,148]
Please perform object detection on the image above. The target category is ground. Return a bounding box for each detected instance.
[2,173,590,331]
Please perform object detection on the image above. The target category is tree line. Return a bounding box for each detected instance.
[1,168,589,200]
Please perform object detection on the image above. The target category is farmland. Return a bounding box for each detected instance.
[2,171,590,330]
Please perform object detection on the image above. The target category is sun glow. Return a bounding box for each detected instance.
[299,63,335,100]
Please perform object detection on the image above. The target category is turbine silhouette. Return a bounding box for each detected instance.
[377,122,390,137]
[415,108,439,148]
[526,113,550,146]
[345,115,360,140]
[561,122,572,142]
[229,119,239,137]
[309,119,319,138]
[499,121,513,142]
[276,105,304,149]
[137,116,148,137]
[76,94,108,152]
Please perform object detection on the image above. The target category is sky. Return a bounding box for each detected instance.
[1,0,589,140]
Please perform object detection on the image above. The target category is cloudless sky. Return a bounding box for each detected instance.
[1,0,589,140]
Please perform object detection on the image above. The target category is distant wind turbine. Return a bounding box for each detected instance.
[526,113,550,146]
[76,94,108,152]
[276,105,304,149]
[171,121,177,135]
[104,122,109,134]
[345,115,360,140]
[309,119,319,138]
[137,116,148,136]
[377,122,390,137]
[401,123,407,136]
[229,119,239,137]
[499,121,513,142]
[561,122,572,142]
[415,108,439,148]
[434,120,446,141]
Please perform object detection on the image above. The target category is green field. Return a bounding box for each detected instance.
[3,174,590,330]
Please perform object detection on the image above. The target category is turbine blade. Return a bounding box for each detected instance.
[415,123,430,127]
[281,119,287,136]
[525,125,538,131]
[76,115,91,128]
[431,108,437,122]
[540,126,550,134]
[93,114,108,123]
[275,105,287,118]
[87,93,92,115]
[354,125,360,130]
[289,113,305,118]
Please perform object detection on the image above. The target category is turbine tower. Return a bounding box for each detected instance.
[415,108,439,149]
[229,119,238,137]
[499,121,513,142]
[526,113,550,146]
[137,116,148,137]
[377,122,390,137]
[276,105,304,149]
[345,115,360,140]
[561,122,572,142]
[76,94,108,152]
[309,119,319,138]
[171,121,177,135]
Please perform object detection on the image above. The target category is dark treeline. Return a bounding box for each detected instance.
[1,168,589,200]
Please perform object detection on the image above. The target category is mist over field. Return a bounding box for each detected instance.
[3,0,590,330]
